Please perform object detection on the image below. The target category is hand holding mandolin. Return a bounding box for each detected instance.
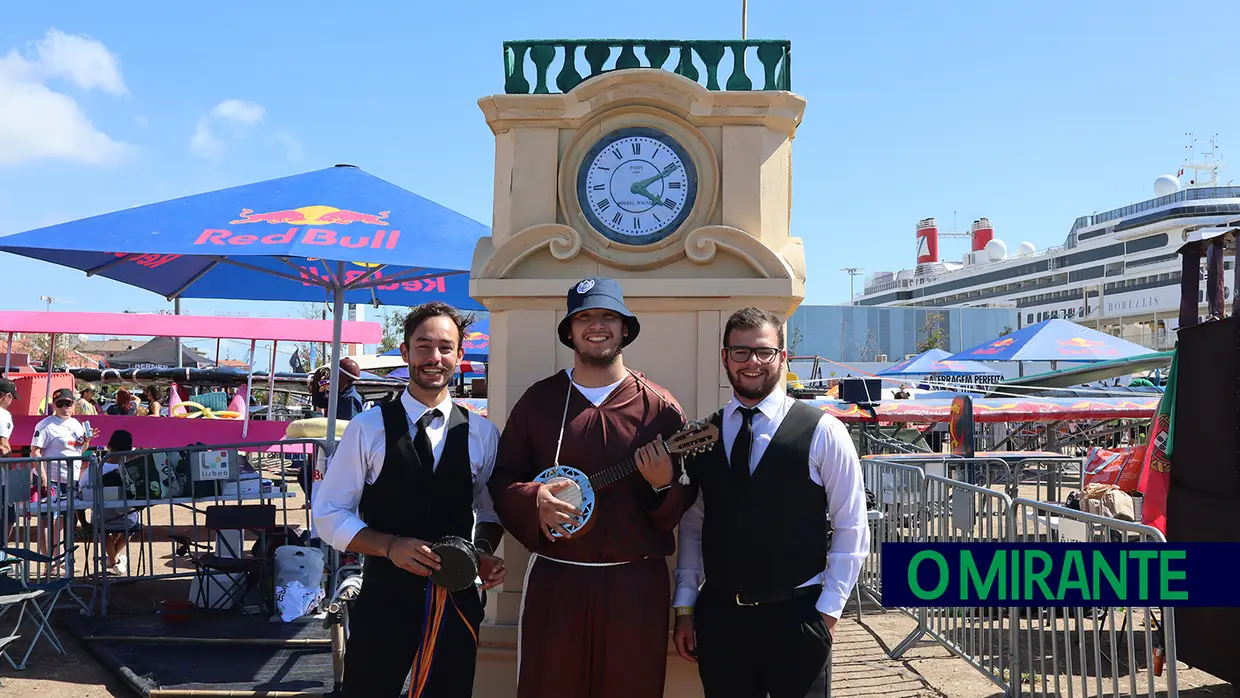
[537,479,583,540]
[634,435,674,489]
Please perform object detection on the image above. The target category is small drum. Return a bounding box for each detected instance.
[429,536,479,591]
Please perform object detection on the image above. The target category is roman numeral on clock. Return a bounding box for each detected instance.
[591,184,605,191]
[661,199,677,210]
[633,216,640,229]
[632,142,641,155]
[595,199,611,212]
[669,181,682,189]
[612,212,623,226]
[611,146,622,160]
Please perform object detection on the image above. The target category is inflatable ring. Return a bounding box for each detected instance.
[284,417,349,440]
[172,402,242,420]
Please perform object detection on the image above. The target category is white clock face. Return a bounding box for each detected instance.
[577,127,696,246]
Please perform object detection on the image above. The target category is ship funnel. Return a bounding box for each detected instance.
[916,218,939,264]
[971,218,994,252]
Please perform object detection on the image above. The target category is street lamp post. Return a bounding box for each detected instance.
[839,268,862,305]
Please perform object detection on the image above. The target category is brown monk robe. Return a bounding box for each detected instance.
[489,277,697,698]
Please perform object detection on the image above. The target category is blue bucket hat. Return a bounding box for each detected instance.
[558,277,641,349]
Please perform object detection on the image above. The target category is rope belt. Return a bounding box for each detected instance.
[408,582,477,698]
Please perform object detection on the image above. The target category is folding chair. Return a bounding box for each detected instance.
[0,559,65,669]
[179,504,276,614]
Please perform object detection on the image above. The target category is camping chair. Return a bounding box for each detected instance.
[0,556,64,669]
[179,504,276,614]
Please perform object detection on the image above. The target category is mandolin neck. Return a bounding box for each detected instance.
[587,440,666,491]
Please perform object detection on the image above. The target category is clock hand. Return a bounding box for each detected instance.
[630,182,662,204]
[631,162,681,191]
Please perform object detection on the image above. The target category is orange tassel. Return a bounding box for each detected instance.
[408,585,481,698]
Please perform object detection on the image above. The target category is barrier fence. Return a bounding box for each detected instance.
[0,438,319,617]
[863,457,1178,698]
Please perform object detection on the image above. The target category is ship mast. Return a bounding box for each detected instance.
[1181,132,1226,188]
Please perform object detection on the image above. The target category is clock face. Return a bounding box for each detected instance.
[576,126,697,246]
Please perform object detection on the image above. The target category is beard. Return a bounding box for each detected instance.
[727,365,781,401]
[573,335,623,368]
[411,364,450,392]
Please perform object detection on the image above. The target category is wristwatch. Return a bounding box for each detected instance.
[652,483,672,493]
[674,606,694,616]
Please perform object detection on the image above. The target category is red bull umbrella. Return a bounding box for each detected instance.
[381,316,488,361]
[946,318,1153,363]
[0,164,490,446]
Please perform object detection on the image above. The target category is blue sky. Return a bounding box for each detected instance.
[2,0,1238,354]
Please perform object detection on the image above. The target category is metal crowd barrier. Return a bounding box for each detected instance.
[891,474,1014,693]
[858,459,924,620]
[1007,498,1177,698]
[0,439,324,617]
[860,458,1178,698]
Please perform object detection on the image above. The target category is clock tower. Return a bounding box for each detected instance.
[469,39,807,697]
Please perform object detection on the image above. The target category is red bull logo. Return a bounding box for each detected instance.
[1056,338,1104,348]
[463,331,489,351]
[970,337,1015,355]
[195,205,398,251]
[1055,337,1119,356]
[231,205,389,226]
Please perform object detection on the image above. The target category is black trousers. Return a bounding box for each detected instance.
[694,589,832,698]
[342,575,484,698]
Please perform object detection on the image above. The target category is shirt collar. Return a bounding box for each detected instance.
[400,390,453,424]
[723,389,785,422]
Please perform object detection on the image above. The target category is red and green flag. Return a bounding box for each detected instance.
[1138,348,1178,535]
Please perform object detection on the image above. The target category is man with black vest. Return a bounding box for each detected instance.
[314,301,506,697]
[672,306,870,698]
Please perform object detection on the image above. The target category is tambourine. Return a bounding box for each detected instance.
[429,536,479,592]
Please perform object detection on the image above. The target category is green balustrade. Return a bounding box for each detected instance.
[502,39,791,95]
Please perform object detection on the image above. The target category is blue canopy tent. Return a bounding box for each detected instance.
[0,164,488,447]
[946,318,1153,364]
[381,316,489,361]
[878,348,997,377]
[878,348,1001,393]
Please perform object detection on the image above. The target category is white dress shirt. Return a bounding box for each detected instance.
[673,390,871,618]
[313,390,501,553]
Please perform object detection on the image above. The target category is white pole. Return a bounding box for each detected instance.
[43,333,56,415]
[242,339,256,438]
[742,0,748,39]
[266,341,278,421]
[325,262,346,455]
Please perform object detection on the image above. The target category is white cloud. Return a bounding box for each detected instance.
[190,99,302,163]
[0,28,131,167]
[211,99,265,125]
[188,118,223,160]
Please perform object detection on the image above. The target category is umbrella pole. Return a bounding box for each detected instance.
[325,266,345,455]
[242,339,256,437]
[266,341,278,420]
[5,332,12,376]
[43,333,57,415]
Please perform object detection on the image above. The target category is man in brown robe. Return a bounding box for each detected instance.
[489,277,696,698]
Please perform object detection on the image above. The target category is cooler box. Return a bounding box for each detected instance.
[7,371,74,416]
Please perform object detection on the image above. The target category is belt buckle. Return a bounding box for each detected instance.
[735,592,758,607]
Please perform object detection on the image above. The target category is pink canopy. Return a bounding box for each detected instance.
[0,310,381,343]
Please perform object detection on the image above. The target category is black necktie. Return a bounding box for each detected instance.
[415,408,440,474]
[732,407,759,487]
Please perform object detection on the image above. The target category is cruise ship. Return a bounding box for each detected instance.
[853,137,1237,350]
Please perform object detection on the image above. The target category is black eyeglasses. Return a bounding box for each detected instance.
[726,345,781,364]
[54,400,73,408]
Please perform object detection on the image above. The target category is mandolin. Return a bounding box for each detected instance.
[534,420,719,539]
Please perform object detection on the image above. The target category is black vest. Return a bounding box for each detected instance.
[359,399,474,585]
[687,398,828,598]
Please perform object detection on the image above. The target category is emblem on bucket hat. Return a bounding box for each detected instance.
[558,277,641,349]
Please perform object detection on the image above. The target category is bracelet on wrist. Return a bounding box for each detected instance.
[474,539,494,556]
[674,606,694,616]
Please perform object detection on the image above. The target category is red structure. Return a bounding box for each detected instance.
[971,217,994,252]
[915,218,939,264]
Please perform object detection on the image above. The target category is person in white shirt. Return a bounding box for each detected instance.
[313,301,507,698]
[31,387,98,562]
[0,377,16,457]
[672,307,870,698]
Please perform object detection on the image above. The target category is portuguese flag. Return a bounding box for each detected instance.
[1138,347,1178,535]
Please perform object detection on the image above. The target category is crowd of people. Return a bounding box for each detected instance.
[313,277,871,698]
